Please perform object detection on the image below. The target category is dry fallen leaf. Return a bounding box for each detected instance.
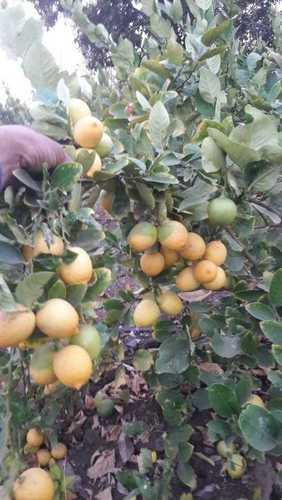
[118,432,134,464]
[87,450,116,480]
[101,425,121,442]
[199,362,224,375]
[95,487,113,500]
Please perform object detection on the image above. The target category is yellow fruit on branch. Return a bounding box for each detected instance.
[36,449,51,467]
[22,231,64,260]
[158,220,188,251]
[53,345,93,390]
[158,292,183,316]
[128,222,158,252]
[226,454,246,479]
[176,267,200,292]
[191,327,201,339]
[13,467,54,500]
[204,240,227,266]
[203,267,226,290]
[85,152,102,178]
[100,190,113,214]
[30,344,57,385]
[59,246,93,285]
[70,324,101,360]
[0,305,35,348]
[73,116,104,148]
[133,299,161,327]
[26,428,44,448]
[193,260,217,284]
[51,442,67,460]
[36,299,79,338]
[244,394,265,408]
[95,132,113,158]
[69,98,91,125]
[216,440,235,458]
[160,246,179,268]
[140,252,165,277]
[179,232,206,261]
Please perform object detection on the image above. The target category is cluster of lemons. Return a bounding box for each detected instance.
[0,231,102,392]
[127,219,228,328]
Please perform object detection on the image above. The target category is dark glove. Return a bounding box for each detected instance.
[0,125,71,191]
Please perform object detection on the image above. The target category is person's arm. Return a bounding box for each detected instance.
[0,125,71,191]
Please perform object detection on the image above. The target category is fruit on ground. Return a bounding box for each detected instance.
[85,152,102,178]
[128,222,157,252]
[69,98,91,125]
[95,397,115,417]
[51,443,67,460]
[59,246,93,285]
[53,345,92,390]
[22,231,64,260]
[36,298,79,338]
[95,132,113,157]
[140,252,165,277]
[226,454,246,479]
[245,394,265,408]
[73,116,104,148]
[100,190,113,213]
[204,240,227,266]
[193,260,218,284]
[26,429,44,448]
[158,220,188,251]
[179,232,206,261]
[176,267,200,292]
[133,299,161,327]
[208,197,238,226]
[203,267,226,290]
[158,292,183,316]
[71,325,101,360]
[216,440,236,458]
[37,449,51,467]
[160,246,179,268]
[30,344,57,385]
[0,305,35,348]
[13,467,54,500]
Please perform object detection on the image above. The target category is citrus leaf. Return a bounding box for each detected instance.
[133,350,154,372]
[15,272,54,308]
[245,303,275,321]
[239,405,279,451]
[177,462,197,489]
[199,68,221,105]
[211,332,241,358]
[148,101,170,150]
[0,276,17,312]
[85,268,112,301]
[202,20,232,46]
[155,336,190,374]
[272,345,282,364]
[208,384,240,417]
[67,284,87,307]
[47,280,66,300]
[260,321,282,344]
[0,242,24,265]
[51,163,83,191]
[270,269,282,306]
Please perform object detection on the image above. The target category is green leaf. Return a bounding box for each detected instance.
[155,336,190,374]
[245,303,275,321]
[208,384,240,417]
[269,269,282,306]
[199,68,221,105]
[12,169,41,192]
[0,275,17,312]
[47,280,66,300]
[148,101,170,150]
[51,163,83,191]
[85,268,112,301]
[66,284,87,307]
[272,345,282,364]
[208,128,260,168]
[150,13,171,39]
[0,242,24,265]
[23,42,60,90]
[15,272,54,308]
[260,321,282,345]
[268,370,282,389]
[202,20,232,46]
[133,350,154,372]
[211,332,241,358]
[177,462,197,489]
[239,405,279,451]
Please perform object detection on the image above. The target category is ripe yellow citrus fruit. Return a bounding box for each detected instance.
[59,246,93,285]
[133,299,161,327]
[158,220,188,251]
[158,292,183,316]
[179,232,206,261]
[0,305,35,348]
[85,152,102,178]
[95,132,113,157]
[176,267,200,292]
[193,260,218,284]
[26,429,44,448]
[226,454,246,479]
[140,252,165,277]
[204,240,227,266]
[36,299,79,338]
[53,345,92,390]
[203,267,226,290]
[73,116,104,148]
[216,440,235,458]
[128,222,158,252]
[100,190,113,214]
[208,197,238,226]
[36,449,51,467]
[70,325,101,360]
[69,98,91,125]
[245,394,265,408]
[51,442,67,460]
[30,344,57,385]
[13,467,54,500]
[160,246,179,268]
[22,231,64,260]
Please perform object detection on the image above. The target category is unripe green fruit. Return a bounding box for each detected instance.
[208,197,238,226]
